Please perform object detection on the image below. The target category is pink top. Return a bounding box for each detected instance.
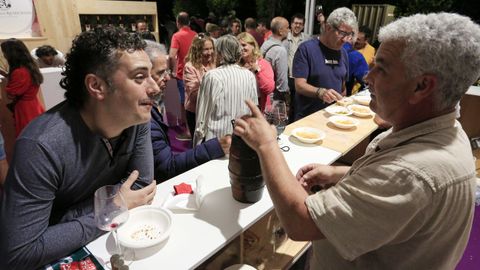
[183,62,212,113]
[256,58,275,111]
[171,26,197,80]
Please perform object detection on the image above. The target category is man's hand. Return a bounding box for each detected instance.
[219,135,232,155]
[296,164,349,192]
[322,89,343,103]
[233,100,278,153]
[119,170,157,209]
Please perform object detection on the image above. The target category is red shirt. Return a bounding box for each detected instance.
[247,29,265,47]
[170,26,197,79]
[5,67,45,137]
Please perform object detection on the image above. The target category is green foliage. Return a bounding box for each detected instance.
[206,0,240,16]
[173,0,209,17]
[395,0,454,17]
[320,0,352,15]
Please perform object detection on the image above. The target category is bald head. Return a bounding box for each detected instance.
[270,17,289,40]
[177,12,190,26]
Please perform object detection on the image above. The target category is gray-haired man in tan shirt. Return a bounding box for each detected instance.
[233,12,480,269]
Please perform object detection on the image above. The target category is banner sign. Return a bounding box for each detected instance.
[0,0,36,37]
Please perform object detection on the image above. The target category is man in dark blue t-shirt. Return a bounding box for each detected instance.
[292,8,358,120]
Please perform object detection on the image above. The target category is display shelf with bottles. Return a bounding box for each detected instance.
[79,14,155,33]
[75,0,158,37]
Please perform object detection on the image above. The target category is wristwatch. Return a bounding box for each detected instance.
[316,87,326,99]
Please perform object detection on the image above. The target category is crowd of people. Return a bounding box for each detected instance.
[0,6,479,270]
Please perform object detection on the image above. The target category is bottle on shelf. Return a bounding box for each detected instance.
[118,15,125,29]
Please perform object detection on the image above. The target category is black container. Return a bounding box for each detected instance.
[228,132,264,203]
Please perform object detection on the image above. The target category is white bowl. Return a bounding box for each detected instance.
[325,105,352,116]
[353,95,371,106]
[291,127,326,144]
[336,97,353,107]
[348,104,374,117]
[328,115,359,129]
[224,264,257,270]
[117,205,173,249]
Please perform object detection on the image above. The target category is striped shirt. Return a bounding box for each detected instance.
[193,64,258,146]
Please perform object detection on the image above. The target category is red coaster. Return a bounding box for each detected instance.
[174,182,193,195]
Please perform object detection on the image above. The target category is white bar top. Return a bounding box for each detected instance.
[467,85,480,97]
[87,136,342,269]
[40,67,65,110]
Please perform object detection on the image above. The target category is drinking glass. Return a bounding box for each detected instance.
[94,185,129,257]
[265,100,289,143]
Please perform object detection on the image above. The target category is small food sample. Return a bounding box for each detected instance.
[291,127,326,143]
[354,95,372,105]
[348,104,373,117]
[328,115,359,129]
[297,131,320,139]
[336,97,353,106]
[130,224,163,241]
[118,206,173,249]
[325,105,352,116]
[335,119,354,125]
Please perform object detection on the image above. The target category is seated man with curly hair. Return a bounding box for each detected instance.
[0,27,159,269]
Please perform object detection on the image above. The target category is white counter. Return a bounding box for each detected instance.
[87,135,342,269]
[467,85,480,97]
[40,67,65,110]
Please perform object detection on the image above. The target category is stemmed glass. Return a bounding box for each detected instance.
[265,100,289,143]
[94,185,129,260]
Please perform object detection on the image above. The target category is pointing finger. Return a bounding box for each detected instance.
[245,100,262,118]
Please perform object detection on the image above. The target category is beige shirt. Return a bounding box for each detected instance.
[306,112,476,270]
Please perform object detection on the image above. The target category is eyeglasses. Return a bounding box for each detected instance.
[332,25,354,40]
[157,69,171,80]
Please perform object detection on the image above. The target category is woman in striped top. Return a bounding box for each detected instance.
[193,35,258,146]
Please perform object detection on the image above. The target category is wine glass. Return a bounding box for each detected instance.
[94,185,129,259]
[265,100,289,143]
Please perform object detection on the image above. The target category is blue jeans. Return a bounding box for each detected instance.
[0,132,6,160]
[176,79,185,105]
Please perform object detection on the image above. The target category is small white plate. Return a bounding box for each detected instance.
[336,97,353,107]
[325,105,352,116]
[117,206,173,249]
[162,176,205,211]
[328,115,359,129]
[353,95,371,106]
[348,104,374,117]
[291,127,326,144]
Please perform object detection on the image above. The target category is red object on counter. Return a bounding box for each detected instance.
[174,182,193,195]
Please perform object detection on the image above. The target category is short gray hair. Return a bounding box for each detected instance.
[271,17,287,35]
[144,40,167,62]
[327,7,358,31]
[216,35,242,64]
[379,12,480,109]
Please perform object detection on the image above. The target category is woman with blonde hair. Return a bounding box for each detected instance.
[237,32,274,111]
[183,33,216,138]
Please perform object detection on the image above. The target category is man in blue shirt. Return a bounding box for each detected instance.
[292,8,357,120]
[343,41,369,96]
[144,41,231,182]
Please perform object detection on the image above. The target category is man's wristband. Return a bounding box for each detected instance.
[316,88,325,99]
